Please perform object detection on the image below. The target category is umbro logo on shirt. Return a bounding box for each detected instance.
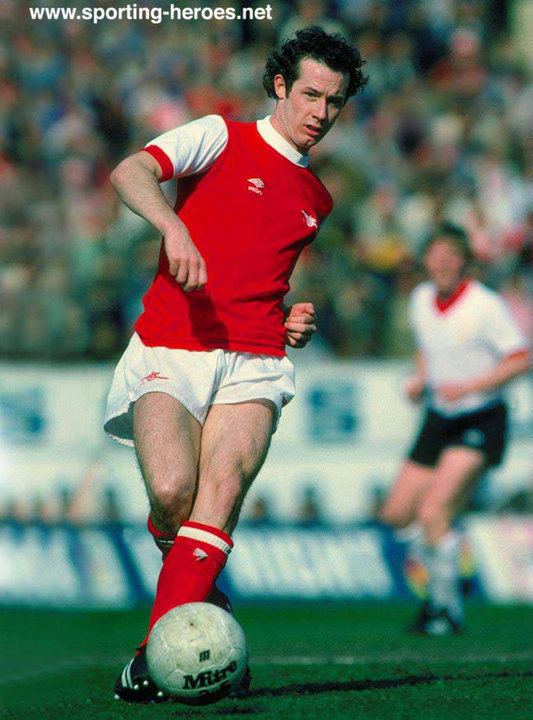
[247,177,264,195]
[302,210,318,228]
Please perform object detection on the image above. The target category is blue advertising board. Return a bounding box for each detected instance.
[1,518,530,608]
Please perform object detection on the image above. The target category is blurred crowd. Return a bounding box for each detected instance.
[2,475,531,529]
[1,0,531,361]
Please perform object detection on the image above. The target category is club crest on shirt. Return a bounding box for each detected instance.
[301,210,318,228]
[247,177,264,195]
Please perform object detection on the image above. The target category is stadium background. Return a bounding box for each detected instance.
[1,1,532,718]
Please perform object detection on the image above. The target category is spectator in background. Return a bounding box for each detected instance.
[101,487,123,524]
[0,497,30,525]
[501,271,533,344]
[279,0,347,41]
[246,495,275,527]
[296,485,326,528]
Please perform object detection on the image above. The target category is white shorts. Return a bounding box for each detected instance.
[103,333,296,446]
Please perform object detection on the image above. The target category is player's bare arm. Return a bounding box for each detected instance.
[283,302,317,348]
[110,152,207,292]
[405,351,428,402]
[437,350,531,402]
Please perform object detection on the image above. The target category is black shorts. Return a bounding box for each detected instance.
[408,402,508,468]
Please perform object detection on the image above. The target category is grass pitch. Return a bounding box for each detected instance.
[2,603,532,720]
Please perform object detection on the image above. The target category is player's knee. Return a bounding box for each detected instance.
[152,481,194,525]
[379,503,412,529]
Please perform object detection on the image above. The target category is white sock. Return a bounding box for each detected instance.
[426,531,463,621]
[396,523,429,566]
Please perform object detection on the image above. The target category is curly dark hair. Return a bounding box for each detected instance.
[263,25,368,102]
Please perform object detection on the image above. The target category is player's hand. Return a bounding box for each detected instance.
[284,302,317,348]
[163,223,207,292]
[404,374,426,403]
[437,382,471,402]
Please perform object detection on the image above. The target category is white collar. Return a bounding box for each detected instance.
[256,116,309,167]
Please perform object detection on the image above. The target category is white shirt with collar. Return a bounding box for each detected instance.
[410,279,528,416]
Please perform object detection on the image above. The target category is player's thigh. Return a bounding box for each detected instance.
[199,399,275,485]
[420,446,485,520]
[191,400,276,529]
[133,391,202,505]
[380,460,434,527]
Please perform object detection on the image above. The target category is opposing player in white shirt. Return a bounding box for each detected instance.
[380,223,530,634]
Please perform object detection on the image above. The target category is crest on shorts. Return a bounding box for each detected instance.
[140,371,170,384]
[461,429,485,447]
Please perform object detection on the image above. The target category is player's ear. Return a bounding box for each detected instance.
[273,74,287,100]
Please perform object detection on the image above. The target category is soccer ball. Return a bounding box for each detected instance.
[146,602,248,705]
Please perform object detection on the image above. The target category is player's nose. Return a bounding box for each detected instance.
[312,98,327,121]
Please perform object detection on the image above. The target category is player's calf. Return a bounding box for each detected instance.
[148,514,176,558]
[189,473,245,534]
[415,527,464,632]
[417,500,452,546]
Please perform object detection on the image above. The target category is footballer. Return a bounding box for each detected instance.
[380,224,530,634]
[104,26,368,701]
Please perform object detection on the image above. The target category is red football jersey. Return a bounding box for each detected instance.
[135,119,333,356]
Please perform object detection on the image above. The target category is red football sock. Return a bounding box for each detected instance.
[141,521,233,646]
[147,514,176,559]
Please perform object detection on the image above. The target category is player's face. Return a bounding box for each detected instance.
[424,238,466,295]
[271,58,349,153]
